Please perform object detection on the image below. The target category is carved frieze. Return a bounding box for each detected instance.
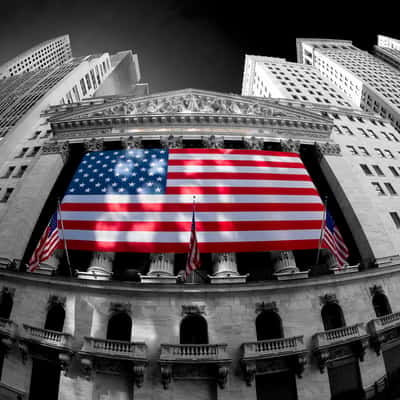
[121,135,142,149]
[48,295,66,309]
[160,135,183,149]
[181,305,206,316]
[244,136,263,150]
[319,293,338,305]
[315,141,342,160]
[41,140,69,161]
[280,139,301,153]
[202,134,224,149]
[109,302,131,315]
[255,301,278,314]
[84,138,104,152]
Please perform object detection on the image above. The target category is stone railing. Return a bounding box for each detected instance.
[160,344,229,362]
[21,324,73,350]
[0,317,18,338]
[81,337,147,360]
[312,323,367,349]
[242,335,306,359]
[369,311,400,335]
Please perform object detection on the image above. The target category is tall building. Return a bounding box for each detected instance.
[374,35,400,70]
[295,38,400,133]
[0,35,72,79]
[1,36,400,400]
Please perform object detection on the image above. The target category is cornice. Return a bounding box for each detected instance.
[2,263,400,298]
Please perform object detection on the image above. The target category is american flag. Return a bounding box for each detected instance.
[28,212,60,272]
[185,207,201,277]
[60,148,325,253]
[322,209,349,267]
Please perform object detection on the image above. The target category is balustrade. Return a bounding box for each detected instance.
[160,344,229,361]
[242,336,305,359]
[312,323,367,348]
[21,324,72,350]
[81,336,147,360]
[368,312,400,355]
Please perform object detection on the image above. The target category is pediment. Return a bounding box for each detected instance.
[49,88,331,127]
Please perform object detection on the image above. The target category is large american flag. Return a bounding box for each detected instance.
[60,148,325,253]
[28,212,60,272]
[322,209,349,267]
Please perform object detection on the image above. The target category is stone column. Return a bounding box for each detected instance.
[269,140,309,280]
[209,253,247,284]
[77,252,114,280]
[141,135,182,283]
[141,253,176,283]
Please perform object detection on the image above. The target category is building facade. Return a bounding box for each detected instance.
[0,35,72,80]
[1,37,400,400]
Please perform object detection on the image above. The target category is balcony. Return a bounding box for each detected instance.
[312,323,369,372]
[20,324,73,351]
[368,312,400,354]
[240,336,307,385]
[159,344,231,389]
[0,382,26,400]
[79,337,148,387]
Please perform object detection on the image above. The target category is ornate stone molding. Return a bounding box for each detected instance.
[370,284,384,296]
[160,364,172,389]
[121,135,142,149]
[160,135,183,149]
[217,364,229,389]
[242,360,256,386]
[280,139,301,153]
[47,295,66,309]
[133,362,146,387]
[319,293,338,305]
[109,302,131,315]
[202,134,224,149]
[315,141,341,160]
[84,138,104,152]
[244,136,263,150]
[41,140,69,161]
[181,304,206,316]
[255,301,278,314]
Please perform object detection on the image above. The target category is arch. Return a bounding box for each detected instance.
[106,312,132,341]
[321,303,345,331]
[372,292,392,317]
[180,314,208,344]
[256,310,283,341]
[0,291,13,320]
[44,303,65,332]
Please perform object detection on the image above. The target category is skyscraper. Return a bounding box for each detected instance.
[1,35,400,400]
[0,35,72,79]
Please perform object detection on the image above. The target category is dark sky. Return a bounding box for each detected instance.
[0,0,398,94]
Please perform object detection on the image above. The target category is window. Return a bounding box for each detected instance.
[29,131,41,140]
[372,165,384,176]
[180,314,208,344]
[0,188,13,203]
[358,128,369,138]
[389,166,400,177]
[346,145,358,155]
[80,78,87,96]
[341,126,354,135]
[107,313,132,341]
[390,212,400,228]
[321,303,345,331]
[384,183,397,195]
[372,182,385,195]
[44,304,65,332]
[375,148,385,158]
[385,150,395,158]
[1,166,15,179]
[28,147,41,157]
[372,292,392,317]
[360,164,372,175]
[256,311,283,340]
[358,146,370,156]
[13,165,28,178]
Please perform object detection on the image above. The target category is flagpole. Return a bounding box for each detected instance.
[189,195,196,284]
[316,196,328,265]
[58,199,73,277]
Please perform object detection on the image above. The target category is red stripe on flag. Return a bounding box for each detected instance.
[167,172,312,181]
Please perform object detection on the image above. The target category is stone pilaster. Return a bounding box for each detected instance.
[76,252,114,280]
[141,253,177,283]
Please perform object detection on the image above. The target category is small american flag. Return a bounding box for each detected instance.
[185,206,201,278]
[28,212,60,272]
[322,209,349,267]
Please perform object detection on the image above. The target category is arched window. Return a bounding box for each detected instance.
[0,291,13,320]
[256,310,283,341]
[180,314,208,344]
[321,303,345,331]
[373,292,392,317]
[44,304,65,332]
[107,312,132,341]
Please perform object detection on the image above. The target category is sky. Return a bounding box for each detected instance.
[0,0,399,94]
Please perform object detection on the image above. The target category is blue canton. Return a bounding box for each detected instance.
[66,149,169,195]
